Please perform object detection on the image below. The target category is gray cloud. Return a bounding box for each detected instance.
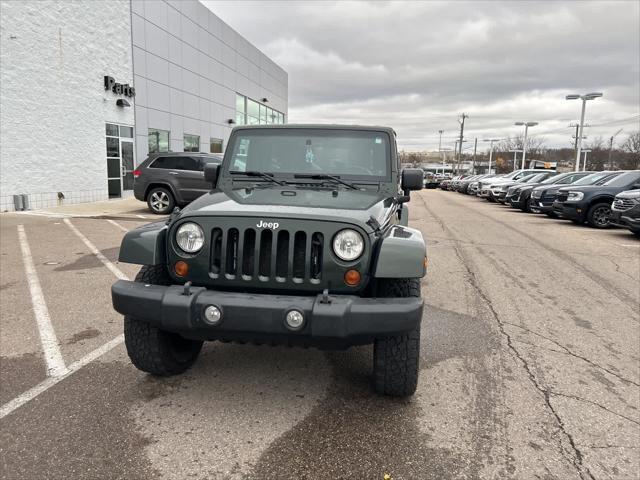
[206,0,639,150]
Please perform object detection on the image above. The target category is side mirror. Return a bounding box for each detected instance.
[204,164,221,188]
[401,168,424,191]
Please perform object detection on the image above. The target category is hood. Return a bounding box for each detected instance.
[180,186,395,232]
[616,189,640,199]
[557,184,620,193]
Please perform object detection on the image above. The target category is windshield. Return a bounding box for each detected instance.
[225,129,390,180]
[539,173,563,184]
[527,173,552,183]
[515,173,537,183]
[603,170,640,187]
[572,171,617,186]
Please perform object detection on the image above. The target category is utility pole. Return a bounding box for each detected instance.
[472,138,477,174]
[608,128,623,170]
[457,113,468,173]
[515,121,538,169]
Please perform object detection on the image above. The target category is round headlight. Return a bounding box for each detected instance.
[176,222,204,253]
[333,229,364,261]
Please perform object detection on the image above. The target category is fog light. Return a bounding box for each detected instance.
[203,305,222,325]
[174,261,189,277]
[285,310,304,330]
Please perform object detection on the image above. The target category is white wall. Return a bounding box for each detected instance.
[131,0,288,162]
[0,0,134,211]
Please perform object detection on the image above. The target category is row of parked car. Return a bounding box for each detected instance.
[438,169,640,235]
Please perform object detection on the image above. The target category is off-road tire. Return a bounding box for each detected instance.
[373,278,421,397]
[124,265,203,376]
[586,202,612,229]
[147,186,175,215]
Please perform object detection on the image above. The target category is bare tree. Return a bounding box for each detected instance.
[621,132,640,169]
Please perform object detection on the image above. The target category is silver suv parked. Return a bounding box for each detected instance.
[133,152,223,214]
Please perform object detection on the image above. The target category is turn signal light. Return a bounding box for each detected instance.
[174,261,189,277]
[344,269,361,286]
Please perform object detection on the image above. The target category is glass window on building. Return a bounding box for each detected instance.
[119,126,134,138]
[149,128,170,154]
[184,134,200,152]
[235,94,246,126]
[259,104,267,124]
[247,98,259,124]
[106,123,119,137]
[210,138,223,153]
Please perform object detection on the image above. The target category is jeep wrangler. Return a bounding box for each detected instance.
[112,125,427,397]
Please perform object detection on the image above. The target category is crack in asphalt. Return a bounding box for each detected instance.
[418,193,596,480]
[437,193,639,312]
[548,391,640,426]
[503,321,640,387]
[606,257,637,282]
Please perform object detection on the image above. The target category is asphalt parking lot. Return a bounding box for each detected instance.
[1,191,638,480]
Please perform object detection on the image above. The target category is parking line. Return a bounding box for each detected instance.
[106,219,129,233]
[0,334,124,419]
[63,218,128,280]
[1,221,131,418]
[17,225,69,378]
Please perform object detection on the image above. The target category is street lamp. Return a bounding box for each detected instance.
[509,149,523,170]
[514,121,538,169]
[483,138,500,174]
[566,92,603,171]
[438,130,444,174]
[581,149,592,171]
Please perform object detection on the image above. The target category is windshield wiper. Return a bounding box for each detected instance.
[230,170,286,186]
[293,174,359,190]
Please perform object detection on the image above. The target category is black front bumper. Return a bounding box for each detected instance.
[552,201,585,221]
[610,207,640,232]
[112,280,423,348]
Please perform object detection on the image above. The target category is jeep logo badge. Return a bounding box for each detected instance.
[256,220,279,229]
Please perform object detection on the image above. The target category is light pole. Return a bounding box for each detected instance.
[438,130,444,174]
[608,128,623,170]
[566,92,603,171]
[509,149,523,170]
[581,149,592,171]
[514,121,538,169]
[484,138,500,174]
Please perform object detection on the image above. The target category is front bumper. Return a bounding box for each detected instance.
[112,280,424,347]
[611,206,640,232]
[552,201,585,221]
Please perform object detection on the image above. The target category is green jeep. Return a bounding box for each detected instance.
[112,125,427,397]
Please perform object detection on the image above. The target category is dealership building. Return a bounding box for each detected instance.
[0,0,288,211]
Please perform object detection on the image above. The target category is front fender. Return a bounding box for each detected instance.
[372,225,426,278]
[118,222,167,265]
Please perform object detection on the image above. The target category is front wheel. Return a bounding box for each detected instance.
[587,202,612,229]
[124,265,203,375]
[373,278,421,397]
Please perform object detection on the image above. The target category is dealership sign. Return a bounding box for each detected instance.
[104,76,135,97]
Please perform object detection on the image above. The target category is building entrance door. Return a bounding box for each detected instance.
[106,123,135,198]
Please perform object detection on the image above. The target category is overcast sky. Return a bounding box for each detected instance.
[205,1,639,152]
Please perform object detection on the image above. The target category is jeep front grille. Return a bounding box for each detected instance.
[210,227,324,284]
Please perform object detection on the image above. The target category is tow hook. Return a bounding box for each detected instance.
[320,288,332,304]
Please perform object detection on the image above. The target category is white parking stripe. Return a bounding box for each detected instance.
[1,221,132,418]
[106,219,129,233]
[17,225,69,378]
[0,334,124,419]
[63,218,128,280]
